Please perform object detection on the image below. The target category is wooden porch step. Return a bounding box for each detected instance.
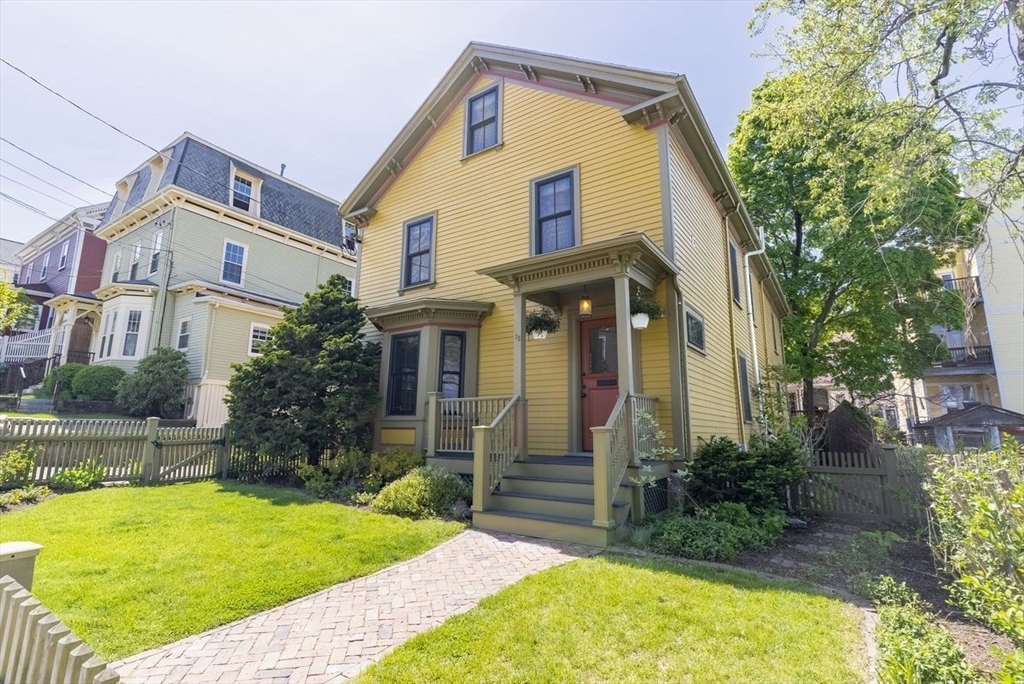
[472,509,622,547]
[500,474,632,503]
[491,490,629,523]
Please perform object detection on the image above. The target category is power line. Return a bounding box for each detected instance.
[0,58,264,210]
[0,157,98,204]
[0,173,77,208]
[0,137,114,198]
[0,191,62,221]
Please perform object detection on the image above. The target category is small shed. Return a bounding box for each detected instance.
[913,404,1024,451]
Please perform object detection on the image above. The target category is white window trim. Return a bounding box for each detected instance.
[40,253,49,279]
[144,157,166,199]
[150,230,163,275]
[96,301,150,360]
[176,316,192,352]
[249,322,271,357]
[220,238,249,288]
[121,309,144,358]
[229,164,261,218]
[58,241,70,270]
[111,250,122,282]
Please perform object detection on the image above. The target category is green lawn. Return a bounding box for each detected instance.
[0,481,463,660]
[357,555,867,684]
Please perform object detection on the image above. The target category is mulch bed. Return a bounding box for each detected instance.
[726,520,1015,676]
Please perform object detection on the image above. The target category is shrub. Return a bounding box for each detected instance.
[869,577,980,684]
[0,443,36,489]
[41,363,86,401]
[370,467,470,519]
[297,463,334,499]
[926,438,1024,647]
[699,502,786,551]
[115,348,189,417]
[71,365,127,402]
[645,513,742,561]
[366,448,424,491]
[50,461,105,492]
[326,447,370,484]
[0,483,51,510]
[688,433,806,511]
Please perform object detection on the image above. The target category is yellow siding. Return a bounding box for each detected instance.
[638,282,674,446]
[360,77,663,454]
[668,132,743,444]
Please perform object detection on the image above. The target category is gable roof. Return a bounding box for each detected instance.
[340,42,788,315]
[917,403,1024,428]
[15,203,107,260]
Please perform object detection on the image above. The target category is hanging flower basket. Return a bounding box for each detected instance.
[630,287,663,329]
[525,308,560,340]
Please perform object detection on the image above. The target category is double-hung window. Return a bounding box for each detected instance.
[58,241,70,270]
[533,169,578,255]
[465,86,500,156]
[738,353,753,422]
[150,231,162,275]
[177,318,191,351]
[438,331,465,399]
[103,311,118,358]
[111,251,122,282]
[222,241,246,286]
[232,174,254,212]
[129,243,141,280]
[402,216,434,289]
[249,323,271,355]
[122,310,143,357]
[387,332,420,415]
[40,254,49,280]
[685,309,706,353]
[728,241,741,306]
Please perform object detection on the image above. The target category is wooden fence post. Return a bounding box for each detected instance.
[218,426,231,479]
[880,445,900,520]
[140,417,160,484]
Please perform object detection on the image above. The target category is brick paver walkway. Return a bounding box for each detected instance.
[114,530,596,684]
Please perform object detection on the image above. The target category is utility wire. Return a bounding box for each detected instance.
[0,173,77,208]
[0,157,98,204]
[0,191,62,221]
[0,57,264,210]
[0,137,114,198]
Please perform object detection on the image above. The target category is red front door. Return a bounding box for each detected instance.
[581,318,619,451]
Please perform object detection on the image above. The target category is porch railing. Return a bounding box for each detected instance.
[0,329,53,364]
[426,394,514,455]
[470,395,523,512]
[592,393,658,528]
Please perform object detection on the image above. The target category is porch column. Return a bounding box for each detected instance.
[44,308,61,360]
[613,274,636,394]
[512,291,526,398]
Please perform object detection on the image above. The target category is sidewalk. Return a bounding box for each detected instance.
[115,529,596,684]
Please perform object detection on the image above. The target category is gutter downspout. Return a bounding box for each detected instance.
[744,223,767,429]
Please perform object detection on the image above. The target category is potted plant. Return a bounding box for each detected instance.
[525,308,560,340]
[630,287,663,330]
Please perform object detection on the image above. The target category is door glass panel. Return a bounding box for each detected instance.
[588,326,618,374]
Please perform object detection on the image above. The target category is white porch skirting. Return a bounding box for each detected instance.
[191,380,230,427]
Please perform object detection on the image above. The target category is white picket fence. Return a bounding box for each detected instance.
[0,330,54,364]
[0,575,120,683]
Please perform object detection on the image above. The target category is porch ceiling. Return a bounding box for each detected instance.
[477,232,678,296]
[43,293,103,317]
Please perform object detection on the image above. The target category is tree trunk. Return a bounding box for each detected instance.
[802,376,816,421]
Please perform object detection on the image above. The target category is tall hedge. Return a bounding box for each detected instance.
[71,365,127,402]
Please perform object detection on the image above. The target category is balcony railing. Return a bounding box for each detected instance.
[931,345,993,368]
[943,276,981,301]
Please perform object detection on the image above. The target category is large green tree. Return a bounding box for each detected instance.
[729,76,982,417]
[227,275,379,464]
[753,0,1023,232]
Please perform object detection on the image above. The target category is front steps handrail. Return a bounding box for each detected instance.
[470,395,521,512]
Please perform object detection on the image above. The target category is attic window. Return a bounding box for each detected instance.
[464,84,502,157]
[230,167,261,216]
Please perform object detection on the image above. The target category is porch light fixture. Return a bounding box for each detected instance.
[578,287,593,320]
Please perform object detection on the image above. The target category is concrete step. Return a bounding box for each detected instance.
[472,509,617,547]
[491,490,629,524]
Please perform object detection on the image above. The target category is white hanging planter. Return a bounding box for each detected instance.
[530,330,548,340]
[631,313,650,330]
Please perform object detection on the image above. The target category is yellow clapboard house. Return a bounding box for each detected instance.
[342,43,789,545]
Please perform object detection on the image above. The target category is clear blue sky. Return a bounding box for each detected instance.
[0,0,769,243]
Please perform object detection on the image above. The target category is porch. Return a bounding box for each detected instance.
[425,232,681,546]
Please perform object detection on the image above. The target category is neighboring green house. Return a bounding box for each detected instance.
[47,133,356,425]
